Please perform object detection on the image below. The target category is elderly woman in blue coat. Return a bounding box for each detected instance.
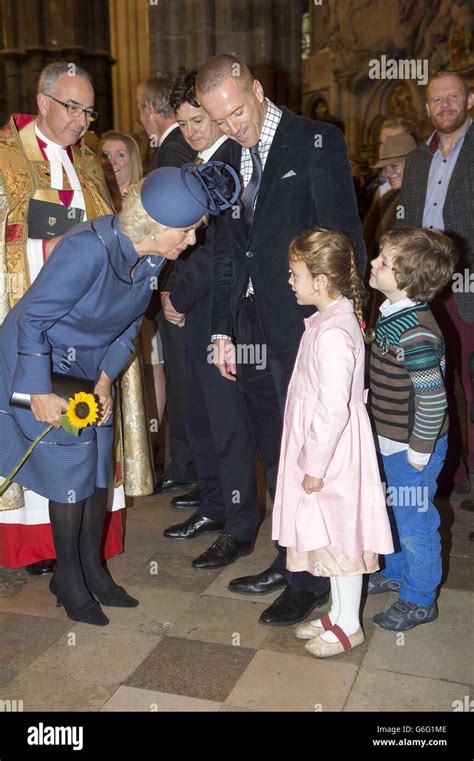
[0,162,239,626]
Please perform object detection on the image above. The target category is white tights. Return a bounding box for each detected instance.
[312,575,362,643]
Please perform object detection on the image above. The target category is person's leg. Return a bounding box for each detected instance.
[233,303,290,531]
[201,348,258,542]
[79,487,138,606]
[184,349,225,523]
[233,297,329,599]
[319,575,362,643]
[49,498,108,624]
[157,311,196,483]
[378,454,407,583]
[49,498,88,609]
[296,576,340,638]
[382,440,446,607]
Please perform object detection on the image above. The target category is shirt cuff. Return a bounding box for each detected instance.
[26,239,45,284]
[407,448,431,466]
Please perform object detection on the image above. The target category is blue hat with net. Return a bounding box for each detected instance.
[141,161,240,227]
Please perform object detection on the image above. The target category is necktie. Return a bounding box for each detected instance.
[195,157,204,164]
[241,144,262,223]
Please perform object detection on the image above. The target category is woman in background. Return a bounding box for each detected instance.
[100,131,166,438]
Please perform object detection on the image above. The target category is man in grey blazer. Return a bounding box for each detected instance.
[396,70,474,504]
[196,55,367,626]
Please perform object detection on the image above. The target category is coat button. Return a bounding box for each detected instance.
[245,251,254,258]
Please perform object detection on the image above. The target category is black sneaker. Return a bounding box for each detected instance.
[373,599,438,631]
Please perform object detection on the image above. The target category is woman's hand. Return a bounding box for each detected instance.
[30,393,68,428]
[302,474,324,493]
[94,373,113,426]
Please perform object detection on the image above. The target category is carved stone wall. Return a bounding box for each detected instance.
[304,0,474,159]
[148,0,307,113]
[0,0,115,134]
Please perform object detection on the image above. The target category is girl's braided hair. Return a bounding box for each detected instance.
[289,228,373,343]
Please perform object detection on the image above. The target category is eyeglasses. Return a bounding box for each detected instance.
[43,94,98,122]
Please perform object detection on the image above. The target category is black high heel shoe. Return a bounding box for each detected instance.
[49,576,109,626]
[89,583,139,608]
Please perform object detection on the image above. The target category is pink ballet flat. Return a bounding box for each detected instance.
[295,613,332,640]
[305,626,365,658]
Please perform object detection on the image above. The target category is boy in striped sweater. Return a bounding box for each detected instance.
[368,228,456,631]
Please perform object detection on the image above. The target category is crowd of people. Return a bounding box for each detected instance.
[0,55,472,659]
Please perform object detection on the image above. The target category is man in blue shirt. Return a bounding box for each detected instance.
[396,70,474,505]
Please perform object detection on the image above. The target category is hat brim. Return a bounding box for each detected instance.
[372,154,408,169]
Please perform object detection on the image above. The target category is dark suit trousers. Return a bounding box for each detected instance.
[235,297,330,593]
[185,305,258,542]
[157,310,196,483]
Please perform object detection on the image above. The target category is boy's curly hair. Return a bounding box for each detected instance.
[379,228,457,302]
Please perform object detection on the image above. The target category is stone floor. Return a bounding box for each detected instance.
[0,484,472,713]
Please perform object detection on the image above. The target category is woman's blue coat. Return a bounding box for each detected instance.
[0,215,164,502]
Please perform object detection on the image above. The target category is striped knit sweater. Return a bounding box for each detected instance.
[370,302,448,457]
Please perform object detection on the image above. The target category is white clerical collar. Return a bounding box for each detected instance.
[198,135,228,162]
[34,122,82,192]
[159,122,179,147]
[35,122,66,150]
[380,297,419,317]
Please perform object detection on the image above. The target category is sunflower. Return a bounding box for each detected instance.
[66,392,99,429]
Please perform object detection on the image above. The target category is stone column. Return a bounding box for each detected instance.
[0,0,114,132]
[251,0,273,94]
[273,0,305,111]
[109,0,150,134]
[187,0,215,68]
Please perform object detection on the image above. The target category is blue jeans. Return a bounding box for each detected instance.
[381,437,448,606]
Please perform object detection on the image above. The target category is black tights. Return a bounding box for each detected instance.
[49,487,111,607]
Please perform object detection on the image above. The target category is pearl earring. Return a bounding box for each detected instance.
[150,234,156,240]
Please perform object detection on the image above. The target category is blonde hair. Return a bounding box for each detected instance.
[118,181,167,243]
[379,228,456,302]
[289,228,370,340]
[98,131,143,186]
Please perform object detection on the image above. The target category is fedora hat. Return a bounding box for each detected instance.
[372,133,417,169]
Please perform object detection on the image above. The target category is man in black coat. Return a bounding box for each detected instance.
[137,75,197,494]
[196,55,367,626]
[162,70,258,568]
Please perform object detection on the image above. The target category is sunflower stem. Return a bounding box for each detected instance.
[0,424,54,496]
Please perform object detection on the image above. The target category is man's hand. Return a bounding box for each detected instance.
[44,235,62,259]
[161,291,185,326]
[30,393,67,428]
[302,474,324,493]
[212,338,237,381]
[94,372,113,426]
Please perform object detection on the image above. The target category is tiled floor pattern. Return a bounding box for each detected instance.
[0,487,472,712]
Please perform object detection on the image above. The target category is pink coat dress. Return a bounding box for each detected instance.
[272,298,394,576]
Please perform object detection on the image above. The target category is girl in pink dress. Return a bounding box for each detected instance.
[272,228,394,658]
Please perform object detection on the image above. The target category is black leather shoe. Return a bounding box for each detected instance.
[259,586,330,627]
[25,559,56,576]
[192,533,253,569]
[163,513,224,539]
[154,476,195,494]
[170,487,202,509]
[228,568,288,595]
